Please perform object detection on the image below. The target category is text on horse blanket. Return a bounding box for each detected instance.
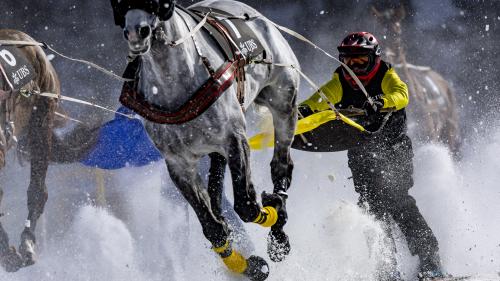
[0,46,35,91]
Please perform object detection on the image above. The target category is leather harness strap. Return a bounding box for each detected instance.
[120,61,238,124]
[178,6,246,105]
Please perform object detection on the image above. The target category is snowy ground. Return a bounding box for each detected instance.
[0,123,499,281]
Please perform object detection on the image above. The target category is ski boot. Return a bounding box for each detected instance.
[213,241,269,281]
[261,191,290,262]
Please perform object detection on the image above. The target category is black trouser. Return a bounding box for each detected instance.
[347,134,440,266]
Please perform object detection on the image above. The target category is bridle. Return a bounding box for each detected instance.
[111,0,176,29]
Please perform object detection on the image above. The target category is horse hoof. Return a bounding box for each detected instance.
[261,192,288,229]
[244,255,269,281]
[0,247,23,272]
[19,239,36,267]
[267,229,290,262]
[19,230,36,267]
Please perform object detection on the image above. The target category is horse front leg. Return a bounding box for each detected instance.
[257,84,298,262]
[207,152,226,221]
[20,97,54,267]
[166,155,268,281]
[224,133,275,280]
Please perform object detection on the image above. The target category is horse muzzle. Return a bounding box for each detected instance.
[124,25,152,56]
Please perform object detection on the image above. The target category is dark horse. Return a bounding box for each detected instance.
[111,0,300,279]
[373,5,461,154]
[0,29,59,272]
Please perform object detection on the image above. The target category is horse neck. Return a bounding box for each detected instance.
[139,11,209,111]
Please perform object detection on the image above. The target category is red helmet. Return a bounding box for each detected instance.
[337,32,382,86]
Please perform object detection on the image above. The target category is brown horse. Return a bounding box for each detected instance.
[0,29,59,272]
[373,6,461,154]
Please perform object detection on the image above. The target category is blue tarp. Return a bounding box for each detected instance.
[80,107,163,169]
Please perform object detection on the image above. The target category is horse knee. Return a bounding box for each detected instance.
[270,157,293,191]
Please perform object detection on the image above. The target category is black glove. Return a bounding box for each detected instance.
[298,104,314,118]
[363,99,384,115]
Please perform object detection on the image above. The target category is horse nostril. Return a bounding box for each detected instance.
[138,26,151,39]
[123,29,130,40]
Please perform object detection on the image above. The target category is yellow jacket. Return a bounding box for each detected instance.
[301,67,409,112]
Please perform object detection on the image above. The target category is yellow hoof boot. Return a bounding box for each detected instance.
[253,206,278,228]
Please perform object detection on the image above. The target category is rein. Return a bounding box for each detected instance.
[0,39,135,123]
[148,8,378,115]
[0,40,132,82]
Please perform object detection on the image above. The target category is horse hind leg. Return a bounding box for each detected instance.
[255,82,298,262]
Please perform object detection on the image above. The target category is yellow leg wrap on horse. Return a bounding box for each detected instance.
[222,250,248,274]
[213,241,248,274]
[213,241,230,255]
[253,206,278,228]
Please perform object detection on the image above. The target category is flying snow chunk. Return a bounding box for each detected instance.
[320,10,325,15]
[152,86,158,95]
[485,25,490,31]
[47,54,55,61]
[44,26,48,30]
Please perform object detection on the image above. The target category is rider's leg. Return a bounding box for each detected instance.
[349,135,443,278]
[348,148,401,281]
[383,135,442,277]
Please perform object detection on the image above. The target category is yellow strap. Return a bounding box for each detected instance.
[253,206,278,228]
[222,250,248,274]
[213,241,230,254]
[249,110,366,150]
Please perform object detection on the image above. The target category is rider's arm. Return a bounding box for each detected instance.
[300,72,343,113]
[380,68,409,110]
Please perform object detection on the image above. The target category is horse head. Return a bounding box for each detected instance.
[110,0,176,56]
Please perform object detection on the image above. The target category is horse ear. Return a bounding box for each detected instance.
[110,0,126,28]
[158,0,176,21]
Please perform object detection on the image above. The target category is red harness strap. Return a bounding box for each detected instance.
[120,60,237,124]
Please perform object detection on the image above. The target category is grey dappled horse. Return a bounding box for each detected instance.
[0,29,59,272]
[111,0,299,279]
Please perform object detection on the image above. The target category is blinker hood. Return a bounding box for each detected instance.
[110,0,176,27]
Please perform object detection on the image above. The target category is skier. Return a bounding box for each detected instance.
[298,32,445,280]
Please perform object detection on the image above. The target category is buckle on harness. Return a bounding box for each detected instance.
[19,88,32,98]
